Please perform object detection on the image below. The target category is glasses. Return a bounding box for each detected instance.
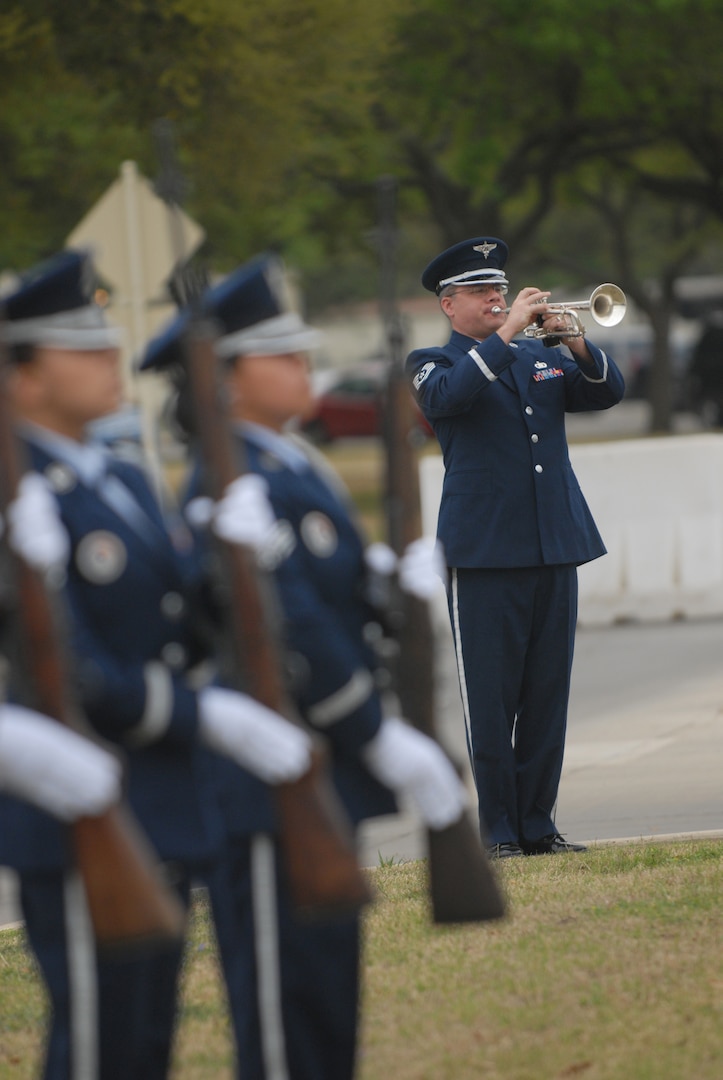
[449,284,508,298]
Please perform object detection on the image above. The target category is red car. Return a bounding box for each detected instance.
[301,361,434,444]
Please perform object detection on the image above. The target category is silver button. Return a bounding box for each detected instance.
[531,434,539,443]
[161,591,185,619]
[535,464,543,474]
[161,642,187,669]
[525,406,534,415]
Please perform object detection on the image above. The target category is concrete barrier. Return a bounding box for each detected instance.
[419,433,723,626]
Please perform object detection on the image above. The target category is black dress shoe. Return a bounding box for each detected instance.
[521,833,587,856]
[487,842,524,859]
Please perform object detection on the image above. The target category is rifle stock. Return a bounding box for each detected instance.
[377,176,505,924]
[181,320,372,917]
[0,343,186,953]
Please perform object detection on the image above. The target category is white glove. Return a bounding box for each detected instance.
[398,537,447,599]
[187,475,277,555]
[362,716,467,829]
[198,686,312,784]
[0,705,122,821]
[6,473,70,573]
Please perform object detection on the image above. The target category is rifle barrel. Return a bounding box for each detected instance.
[376,176,505,924]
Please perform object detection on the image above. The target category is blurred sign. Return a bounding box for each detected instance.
[66,160,206,481]
[66,160,205,358]
[67,159,204,301]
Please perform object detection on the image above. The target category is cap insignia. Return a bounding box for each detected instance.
[472,242,497,259]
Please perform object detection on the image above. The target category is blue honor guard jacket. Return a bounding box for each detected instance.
[406,329,625,568]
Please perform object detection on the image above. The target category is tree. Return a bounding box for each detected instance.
[0,10,144,266]
[368,0,723,430]
[532,162,723,431]
[0,0,400,278]
[5,0,723,432]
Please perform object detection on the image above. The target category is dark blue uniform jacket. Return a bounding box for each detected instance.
[406,330,625,568]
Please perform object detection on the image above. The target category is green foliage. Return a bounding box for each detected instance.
[3,0,723,321]
[378,0,723,253]
[0,0,402,286]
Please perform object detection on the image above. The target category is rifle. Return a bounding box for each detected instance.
[150,119,370,918]
[376,175,505,924]
[178,318,372,917]
[0,338,186,953]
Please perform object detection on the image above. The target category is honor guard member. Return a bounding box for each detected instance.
[0,249,312,1080]
[141,255,467,1080]
[407,238,625,858]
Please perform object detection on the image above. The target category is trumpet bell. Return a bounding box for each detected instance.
[589,283,626,327]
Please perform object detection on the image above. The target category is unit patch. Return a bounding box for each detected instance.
[300,512,338,558]
[75,530,127,584]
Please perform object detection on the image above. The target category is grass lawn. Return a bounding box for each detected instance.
[1,839,721,1079]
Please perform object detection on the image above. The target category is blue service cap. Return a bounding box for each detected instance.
[139,253,323,372]
[0,248,122,351]
[421,236,509,294]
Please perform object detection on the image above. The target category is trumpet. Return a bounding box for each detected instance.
[491,283,626,341]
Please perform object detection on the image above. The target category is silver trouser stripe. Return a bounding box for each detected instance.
[126,662,173,747]
[306,669,374,728]
[468,347,498,382]
[451,569,475,784]
[251,834,289,1080]
[63,871,98,1080]
[580,349,609,383]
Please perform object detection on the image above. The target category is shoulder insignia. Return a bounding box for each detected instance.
[413,361,436,390]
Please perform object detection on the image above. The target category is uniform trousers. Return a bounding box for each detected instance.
[207,833,360,1080]
[20,866,193,1080]
[448,564,578,846]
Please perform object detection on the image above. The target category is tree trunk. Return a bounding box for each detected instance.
[648,304,675,434]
